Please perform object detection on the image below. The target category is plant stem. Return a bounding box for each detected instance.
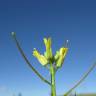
[50,63,56,96]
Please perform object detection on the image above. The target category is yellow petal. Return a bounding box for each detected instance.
[54,51,59,60]
[33,49,40,58]
[38,55,48,66]
[33,49,48,66]
[43,37,52,59]
[47,38,51,49]
[56,47,68,68]
[43,38,47,45]
[60,48,68,58]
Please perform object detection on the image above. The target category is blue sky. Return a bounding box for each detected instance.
[0,0,96,96]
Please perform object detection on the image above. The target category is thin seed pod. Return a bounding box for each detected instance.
[11,32,51,86]
[63,62,96,96]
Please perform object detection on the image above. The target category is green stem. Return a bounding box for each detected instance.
[50,64,56,96]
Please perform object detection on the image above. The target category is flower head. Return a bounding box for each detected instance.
[33,48,48,66]
[33,38,68,68]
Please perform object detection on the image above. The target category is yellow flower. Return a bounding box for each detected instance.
[43,38,52,60]
[33,48,48,66]
[55,47,68,68]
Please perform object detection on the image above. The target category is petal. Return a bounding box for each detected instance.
[43,38,47,46]
[60,48,68,57]
[47,38,51,49]
[54,51,59,60]
[38,55,48,66]
[33,49,48,66]
[43,37,53,60]
[56,47,68,68]
[33,49,40,58]
[56,56,64,67]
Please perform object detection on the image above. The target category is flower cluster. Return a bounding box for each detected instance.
[33,38,68,68]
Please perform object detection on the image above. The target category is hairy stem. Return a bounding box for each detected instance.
[64,62,96,96]
[12,34,51,86]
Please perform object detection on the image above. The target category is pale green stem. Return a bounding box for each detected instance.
[12,34,51,86]
[50,63,56,96]
[63,62,96,96]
